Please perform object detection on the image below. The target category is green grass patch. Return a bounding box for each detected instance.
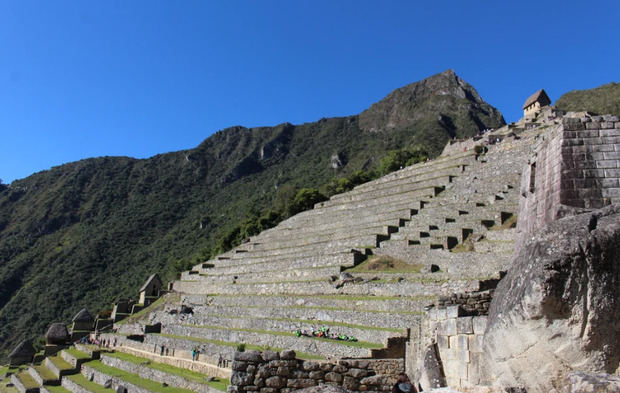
[64,348,91,360]
[0,366,9,376]
[48,356,73,371]
[0,382,20,393]
[67,373,115,393]
[86,361,195,393]
[44,385,72,393]
[16,371,39,389]
[182,324,383,348]
[33,365,57,381]
[201,314,403,332]
[155,334,323,360]
[118,295,176,325]
[104,352,228,391]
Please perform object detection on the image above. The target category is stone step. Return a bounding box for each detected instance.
[180,304,422,330]
[73,344,101,360]
[160,324,379,359]
[28,366,59,386]
[60,348,92,369]
[40,385,72,393]
[172,275,478,297]
[151,311,403,344]
[242,225,395,252]
[99,352,225,393]
[251,216,409,243]
[314,181,445,212]
[198,251,358,275]
[327,168,461,204]
[191,293,429,312]
[80,361,194,393]
[11,371,41,393]
[182,265,342,284]
[43,357,76,379]
[351,152,476,191]
[62,373,115,393]
[261,208,414,234]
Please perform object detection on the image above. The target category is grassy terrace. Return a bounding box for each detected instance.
[182,324,383,349]
[33,365,57,381]
[208,293,435,301]
[194,313,404,332]
[105,352,228,391]
[155,333,324,360]
[16,371,39,389]
[44,386,72,393]
[86,360,195,393]
[67,374,115,393]
[118,295,175,325]
[48,356,73,371]
[64,348,91,360]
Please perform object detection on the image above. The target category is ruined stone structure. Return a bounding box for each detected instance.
[522,89,551,118]
[8,105,619,393]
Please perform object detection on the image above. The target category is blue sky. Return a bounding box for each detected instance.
[1,1,619,183]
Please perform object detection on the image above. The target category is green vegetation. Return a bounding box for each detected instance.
[67,373,115,393]
[182,324,383,348]
[0,71,505,360]
[33,365,57,381]
[556,82,620,116]
[117,295,173,325]
[346,255,423,273]
[64,348,91,360]
[86,360,195,393]
[43,385,72,393]
[105,352,228,391]
[48,356,73,371]
[156,334,323,360]
[15,371,38,389]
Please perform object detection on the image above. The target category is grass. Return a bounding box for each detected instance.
[0,382,19,393]
[210,293,433,301]
[0,366,8,377]
[67,373,116,393]
[155,333,324,360]
[490,214,517,230]
[64,348,91,360]
[48,356,73,371]
[44,385,72,393]
[33,365,57,381]
[104,352,228,391]
[199,313,404,332]
[182,324,383,348]
[118,295,176,325]
[16,371,39,389]
[346,255,423,273]
[85,360,196,393]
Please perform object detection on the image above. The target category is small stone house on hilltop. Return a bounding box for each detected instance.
[523,89,551,118]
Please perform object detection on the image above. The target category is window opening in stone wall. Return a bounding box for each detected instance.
[529,162,536,193]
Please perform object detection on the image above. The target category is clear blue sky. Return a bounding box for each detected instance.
[1,1,618,183]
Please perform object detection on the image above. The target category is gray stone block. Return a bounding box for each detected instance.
[472,316,487,334]
[456,317,473,334]
[440,319,457,336]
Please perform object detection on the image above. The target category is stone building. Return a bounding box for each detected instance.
[522,89,551,118]
[139,273,163,306]
[8,339,35,366]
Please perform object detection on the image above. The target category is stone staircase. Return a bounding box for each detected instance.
[84,124,546,382]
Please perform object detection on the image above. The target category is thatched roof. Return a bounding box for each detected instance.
[45,322,70,344]
[72,308,94,323]
[8,339,35,358]
[140,273,162,292]
[523,89,551,109]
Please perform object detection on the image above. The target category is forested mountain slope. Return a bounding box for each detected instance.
[0,69,504,359]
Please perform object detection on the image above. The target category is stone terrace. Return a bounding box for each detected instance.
[97,119,550,382]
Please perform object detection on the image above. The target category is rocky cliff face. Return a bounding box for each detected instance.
[484,205,620,393]
[359,69,504,139]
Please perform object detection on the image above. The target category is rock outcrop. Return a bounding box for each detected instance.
[484,205,620,392]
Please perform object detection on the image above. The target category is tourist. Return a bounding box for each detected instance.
[191,348,196,361]
[392,373,416,393]
[217,353,223,367]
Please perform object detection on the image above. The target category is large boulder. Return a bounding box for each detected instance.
[484,205,620,392]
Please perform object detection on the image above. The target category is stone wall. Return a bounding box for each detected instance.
[228,350,403,393]
[424,306,488,389]
[434,290,493,316]
[518,114,620,236]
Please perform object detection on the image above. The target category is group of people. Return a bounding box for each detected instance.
[80,335,117,348]
[293,325,357,342]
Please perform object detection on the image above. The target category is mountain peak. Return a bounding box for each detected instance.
[358,70,503,133]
